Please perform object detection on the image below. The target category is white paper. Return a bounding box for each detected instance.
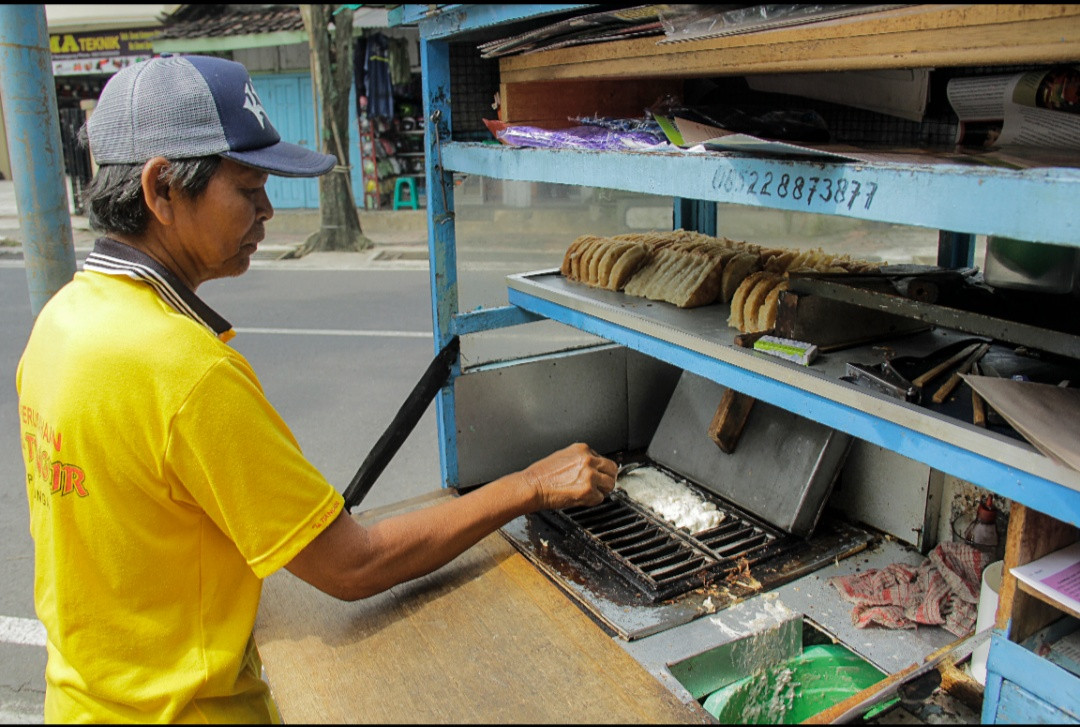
[947,75,1015,122]
[672,116,863,161]
[1010,541,1080,615]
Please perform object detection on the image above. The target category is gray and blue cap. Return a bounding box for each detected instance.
[86,55,336,178]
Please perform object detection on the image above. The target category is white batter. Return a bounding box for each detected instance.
[617,466,725,534]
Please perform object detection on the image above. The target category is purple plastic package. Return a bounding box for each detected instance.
[496,124,669,151]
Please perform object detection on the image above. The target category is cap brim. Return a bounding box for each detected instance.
[222,141,337,178]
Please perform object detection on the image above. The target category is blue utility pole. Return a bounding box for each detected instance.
[0,4,76,316]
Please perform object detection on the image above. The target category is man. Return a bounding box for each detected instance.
[16,55,616,723]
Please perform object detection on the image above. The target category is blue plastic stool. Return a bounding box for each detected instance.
[392,177,418,210]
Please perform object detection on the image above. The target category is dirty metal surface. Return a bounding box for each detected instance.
[649,371,852,537]
[770,538,960,675]
[500,504,873,641]
[540,478,791,603]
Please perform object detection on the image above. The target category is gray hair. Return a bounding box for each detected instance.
[77,124,222,236]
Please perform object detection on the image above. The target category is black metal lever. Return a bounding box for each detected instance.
[342,335,460,511]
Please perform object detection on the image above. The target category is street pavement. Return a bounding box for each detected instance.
[0,177,433,269]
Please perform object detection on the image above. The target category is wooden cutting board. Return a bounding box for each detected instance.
[254,489,708,724]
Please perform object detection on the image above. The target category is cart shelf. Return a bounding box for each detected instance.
[442,143,1080,246]
[506,270,1080,527]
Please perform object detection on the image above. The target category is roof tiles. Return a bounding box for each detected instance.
[157,4,304,40]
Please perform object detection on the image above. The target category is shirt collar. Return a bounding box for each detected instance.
[83,237,236,342]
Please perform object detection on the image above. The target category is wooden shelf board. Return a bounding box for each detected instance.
[499,5,1080,82]
[1016,580,1080,622]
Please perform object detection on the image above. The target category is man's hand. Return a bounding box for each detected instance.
[520,442,617,511]
[287,442,617,601]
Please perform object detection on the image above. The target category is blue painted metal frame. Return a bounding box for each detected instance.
[442,144,1080,246]
[938,231,976,268]
[411,6,1080,723]
[451,306,543,337]
[506,285,1080,528]
[420,36,461,488]
[673,198,717,237]
[414,5,1080,531]
[983,631,1080,723]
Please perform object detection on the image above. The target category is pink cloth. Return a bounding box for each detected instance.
[828,542,989,637]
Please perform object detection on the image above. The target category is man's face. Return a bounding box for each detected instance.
[169,158,273,287]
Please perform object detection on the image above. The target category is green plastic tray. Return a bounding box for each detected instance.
[701,644,894,723]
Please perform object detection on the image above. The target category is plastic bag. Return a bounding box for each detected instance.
[483,118,670,151]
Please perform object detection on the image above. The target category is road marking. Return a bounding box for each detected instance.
[0,616,46,647]
[235,327,431,338]
[0,705,45,724]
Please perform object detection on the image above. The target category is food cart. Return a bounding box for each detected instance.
[255,6,1080,723]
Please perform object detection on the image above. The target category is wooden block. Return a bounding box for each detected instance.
[708,389,755,454]
[774,291,928,352]
[938,660,984,713]
[498,78,681,128]
[732,330,767,348]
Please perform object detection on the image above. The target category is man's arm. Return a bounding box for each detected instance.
[284,443,616,600]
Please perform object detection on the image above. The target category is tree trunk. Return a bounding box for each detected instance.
[287,5,372,258]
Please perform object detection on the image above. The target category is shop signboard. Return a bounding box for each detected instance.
[50,28,158,76]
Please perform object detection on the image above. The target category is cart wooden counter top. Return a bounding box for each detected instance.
[254,490,708,723]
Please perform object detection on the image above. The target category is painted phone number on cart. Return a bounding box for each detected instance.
[712,169,879,211]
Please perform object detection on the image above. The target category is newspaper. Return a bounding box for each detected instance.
[656,113,1048,167]
[477,5,664,59]
[947,66,1080,151]
[657,4,905,44]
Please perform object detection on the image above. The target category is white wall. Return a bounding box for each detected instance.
[44,5,175,32]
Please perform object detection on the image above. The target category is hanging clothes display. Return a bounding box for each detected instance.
[355,30,424,209]
[389,37,412,87]
[353,35,367,105]
[364,32,394,120]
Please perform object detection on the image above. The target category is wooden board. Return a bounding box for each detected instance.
[499,78,680,128]
[499,5,1080,83]
[253,490,708,724]
[774,291,929,352]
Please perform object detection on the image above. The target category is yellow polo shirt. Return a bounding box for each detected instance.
[17,239,343,723]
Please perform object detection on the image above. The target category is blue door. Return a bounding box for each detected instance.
[251,73,319,209]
